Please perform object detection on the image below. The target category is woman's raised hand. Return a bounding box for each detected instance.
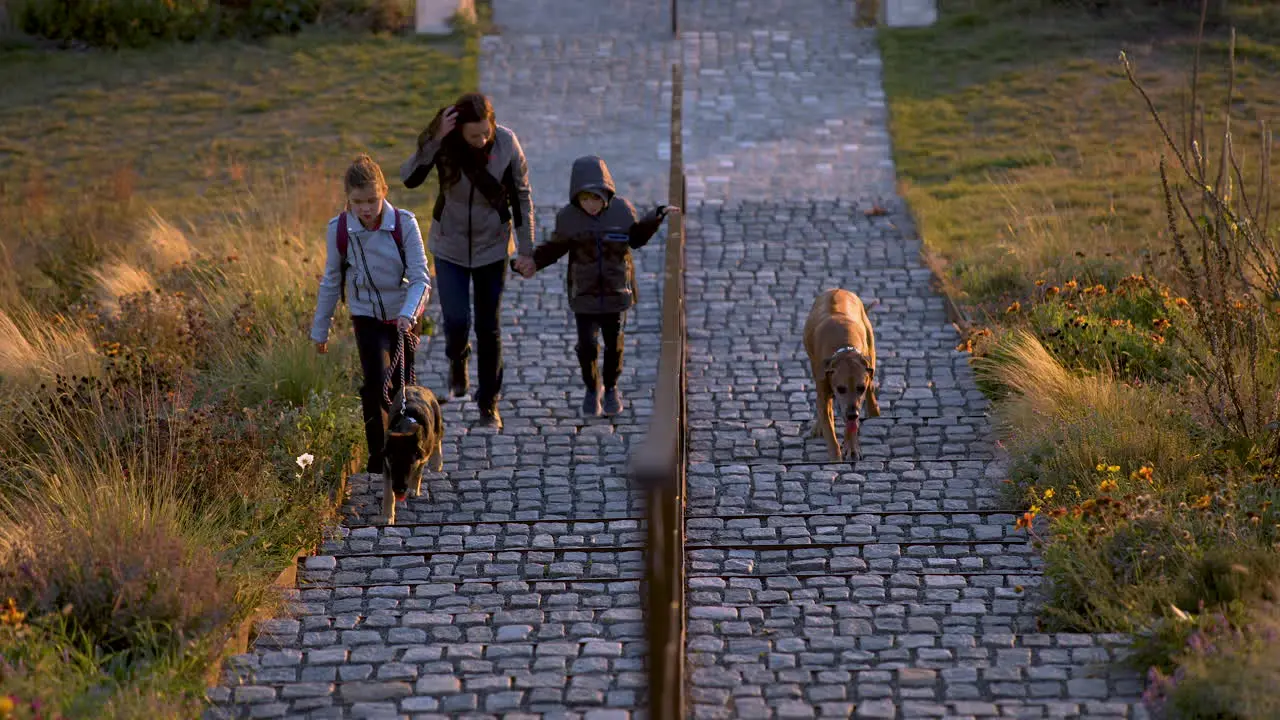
[433,107,459,142]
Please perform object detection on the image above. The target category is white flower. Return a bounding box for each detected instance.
[296,453,315,470]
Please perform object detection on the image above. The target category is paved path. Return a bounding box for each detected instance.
[207,2,1147,718]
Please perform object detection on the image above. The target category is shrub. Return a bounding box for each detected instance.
[12,0,415,46]
[974,330,1203,493]
[0,500,234,655]
[319,0,412,33]
[996,274,1196,384]
[1146,604,1280,719]
[0,393,238,656]
[1123,32,1280,460]
[16,0,215,48]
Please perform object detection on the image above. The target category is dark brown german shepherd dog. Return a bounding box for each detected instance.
[376,385,444,525]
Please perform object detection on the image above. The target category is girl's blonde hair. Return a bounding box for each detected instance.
[344,154,388,195]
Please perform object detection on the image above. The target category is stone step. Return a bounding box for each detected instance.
[276,578,644,618]
[298,546,645,587]
[687,572,1046,607]
[688,461,1009,514]
[690,680,1143,719]
[319,519,647,556]
[688,417,998,465]
[685,512,1026,544]
[342,469,645,524]
[316,511,1025,554]
[209,635,647,718]
[686,543,1041,577]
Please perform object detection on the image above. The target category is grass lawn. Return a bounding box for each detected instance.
[0,28,475,218]
[881,0,1280,312]
[882,1,1280,716]
[0,23,476,719]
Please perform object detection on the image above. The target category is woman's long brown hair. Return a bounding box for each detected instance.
[421,92,496,190]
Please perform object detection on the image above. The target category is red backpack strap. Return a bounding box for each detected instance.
[391,209,407,270]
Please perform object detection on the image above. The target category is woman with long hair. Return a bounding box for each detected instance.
[400,93,535,430]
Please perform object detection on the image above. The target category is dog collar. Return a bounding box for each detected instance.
[826,345,868,369]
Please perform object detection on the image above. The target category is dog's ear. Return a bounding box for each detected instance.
[866,365,875,379]
[822,356,834,373]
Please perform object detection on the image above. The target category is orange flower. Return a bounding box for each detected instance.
[1036,279,1046,287]
[1015,511,1036,531]
[1046,286,1060,297]
[1151,334,1166,345]
[1065,280,1079,290]
[1130,466,1154,483]
[1099,479,1118,493]
[1191,495,1212,510]
[1006,301,1022,314]
[1,598,24,627]
[1174,297,1190,308]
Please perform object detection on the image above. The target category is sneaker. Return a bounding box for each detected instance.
[602,387,624,416]
[582,387,602,417]
[448,360,469,399]
[476,405,503,430]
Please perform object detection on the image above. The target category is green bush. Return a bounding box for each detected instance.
[17,0,215,48]
[13,0,413,47]
[992,274,1196,385]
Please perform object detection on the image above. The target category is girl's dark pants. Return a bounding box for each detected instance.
[352,315,414,473]
[434,257,506,411]
[575,312,624,391]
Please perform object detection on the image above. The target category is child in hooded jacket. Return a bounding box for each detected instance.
[312,154,431,474]
[515,155,679,417]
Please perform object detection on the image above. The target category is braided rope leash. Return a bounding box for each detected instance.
[382,326,420,410]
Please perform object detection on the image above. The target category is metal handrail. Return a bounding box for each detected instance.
[636,62,687,720]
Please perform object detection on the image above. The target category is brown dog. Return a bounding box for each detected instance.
[803,288,881,461]
[376,385,444,525]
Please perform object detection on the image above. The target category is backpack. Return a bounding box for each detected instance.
[335,209,407,305]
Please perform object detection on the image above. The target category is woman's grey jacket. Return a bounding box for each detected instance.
[398,124,536,268]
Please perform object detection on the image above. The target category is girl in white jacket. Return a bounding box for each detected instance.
[311,154,431,474]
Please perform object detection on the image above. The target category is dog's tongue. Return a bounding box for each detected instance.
[846,418,860,436]
[395,491,407,503]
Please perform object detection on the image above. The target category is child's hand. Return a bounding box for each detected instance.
[665,206,682,216]
[316,342,328,354]
[513,256,536,278]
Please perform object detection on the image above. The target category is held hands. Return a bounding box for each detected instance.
[315,341,328,354]
[662,205,682,219]
[513,256,536,279]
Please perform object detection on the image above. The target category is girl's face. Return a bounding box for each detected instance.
[461,120,492,149]
[348,185,385,227]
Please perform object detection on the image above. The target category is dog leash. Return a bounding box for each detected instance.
[382,327,420,412]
